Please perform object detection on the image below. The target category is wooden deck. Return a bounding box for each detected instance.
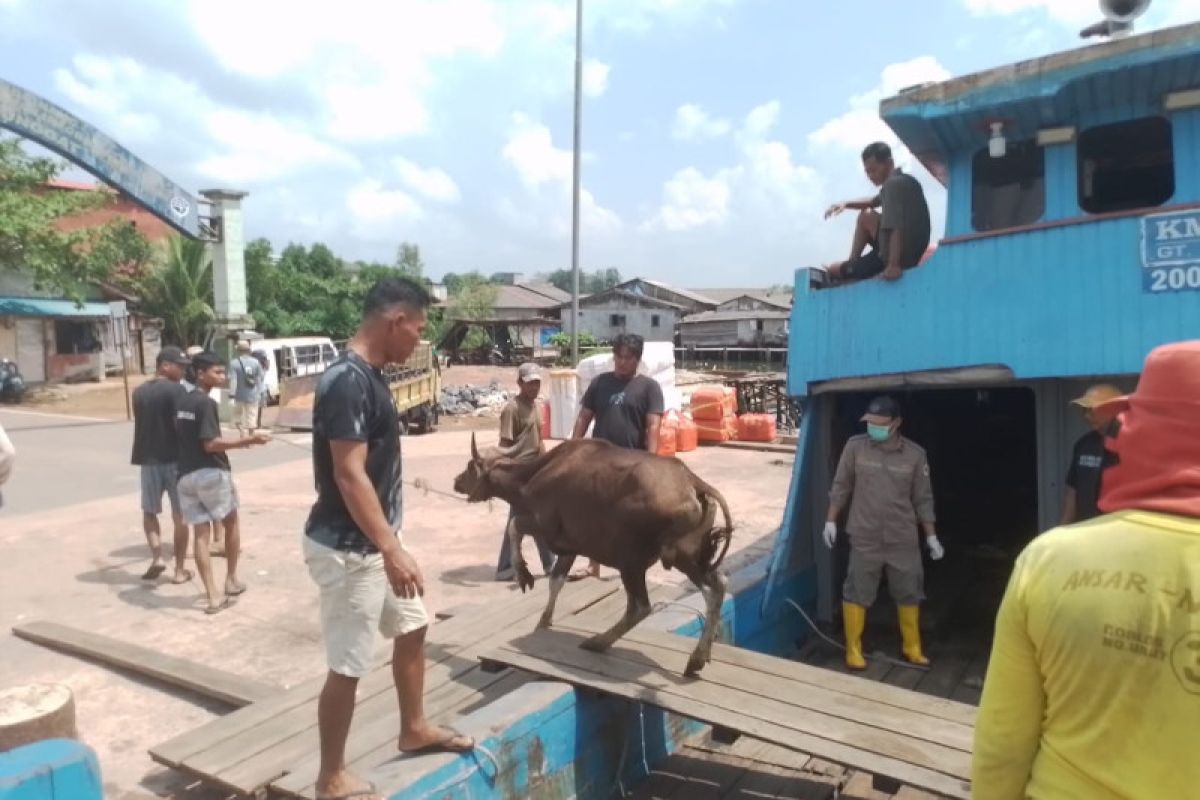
[486,621,976,798]
[149,576,628,799]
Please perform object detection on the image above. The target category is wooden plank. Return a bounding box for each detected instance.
[150,577,617,773]
[915,648,972,701]
[842,770,889,800]
[12,621,279,707]
[892,785,944,799]
[556,621,977,730]
[487,631,972,798]
[269,669,531,799]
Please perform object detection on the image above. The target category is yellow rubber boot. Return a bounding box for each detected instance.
[842,602,867,670]
[898,605,930,666]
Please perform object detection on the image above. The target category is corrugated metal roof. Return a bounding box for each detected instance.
[521,283,572,303]
[489,284,564,310]
[576,287,685,310]
[0,297,111,317]
[680,309,791,323]
[627,278,717,306]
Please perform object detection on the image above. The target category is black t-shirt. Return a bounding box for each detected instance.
[305,351,401,552]
[176,390,230,475]
[1065,430,1116,522]
[581,372,665,451]
[878,168,931,267]
[131,378,186,465]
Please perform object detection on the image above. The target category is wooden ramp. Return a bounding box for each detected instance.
[485,622,976,799]
[150,577,623,799]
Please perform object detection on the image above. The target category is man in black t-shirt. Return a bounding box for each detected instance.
[571,333,665,577]
[176,351,269,614]
[303,278,473,800]
[822,141,931,285]
[1061,383,1122,525]
[131,345,190,583]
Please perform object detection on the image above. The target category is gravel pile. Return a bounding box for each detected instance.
[438,381,512,417]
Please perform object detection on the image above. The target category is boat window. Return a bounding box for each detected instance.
[971,139,1045,231]
[1078,117,1174,214]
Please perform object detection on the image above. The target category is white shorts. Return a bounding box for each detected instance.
[177,468,238,525]
[303,535,430,679]
[233,401,257,431]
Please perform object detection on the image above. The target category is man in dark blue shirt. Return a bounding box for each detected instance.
[304,278,473,800]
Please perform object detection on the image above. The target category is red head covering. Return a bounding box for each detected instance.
[1097,340,1200,519]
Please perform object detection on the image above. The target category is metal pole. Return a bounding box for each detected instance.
[569,0,583,365]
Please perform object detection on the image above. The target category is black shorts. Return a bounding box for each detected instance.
[840,251,920,281]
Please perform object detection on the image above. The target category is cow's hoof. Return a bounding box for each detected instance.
[517,571,536,593]
[579,636,611,653]
[535,616,552,630]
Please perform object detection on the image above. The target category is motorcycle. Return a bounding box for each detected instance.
[0,359,26,403]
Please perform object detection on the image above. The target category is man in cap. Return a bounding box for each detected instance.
[494,362,555,581]
[1059,383,1123,525]
[823,396,943,669]
[130,345,193,583]
[229,340,264,437]
[973,341,1200,799]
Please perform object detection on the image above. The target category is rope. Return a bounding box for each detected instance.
[416,740,502,796]
[651,600,706,628]
[782,598,924,671]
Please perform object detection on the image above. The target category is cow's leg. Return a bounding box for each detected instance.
[581,568,652,652]
[681,562,728,676]
[536,554,575,630]
[507,515,535,593]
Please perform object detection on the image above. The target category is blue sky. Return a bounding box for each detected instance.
[1,0,1196,287]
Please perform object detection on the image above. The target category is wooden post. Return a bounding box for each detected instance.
[0,684,77,751]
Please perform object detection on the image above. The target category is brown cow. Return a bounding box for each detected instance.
[453,436,733,676]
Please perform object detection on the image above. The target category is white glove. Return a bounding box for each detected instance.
[822,521,837,549]
[926,535,944,560]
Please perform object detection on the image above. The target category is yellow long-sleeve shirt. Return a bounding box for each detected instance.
[973,510,1200,799]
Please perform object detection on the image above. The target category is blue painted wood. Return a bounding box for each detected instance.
[761,397,818,618]
[0,739,102,800]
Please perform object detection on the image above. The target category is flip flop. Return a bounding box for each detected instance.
[315,781,382,800]
[400,728,475,755]
[171,569,194,584]
[225,582,247,596]
[141,564,166,580]
[204,596,237,615]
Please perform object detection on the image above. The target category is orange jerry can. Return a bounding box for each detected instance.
[676,413,699,452]
[536,399,552,439]
[657,412,679,457]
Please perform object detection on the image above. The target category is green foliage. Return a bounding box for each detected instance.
[547,331,597,350]
[441,270,486,297]
[0,136,153,300]
[544,267,621,295]
[138,237,215,346]
[394,242,424,279]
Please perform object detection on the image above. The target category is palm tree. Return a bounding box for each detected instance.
[142,236,214,346]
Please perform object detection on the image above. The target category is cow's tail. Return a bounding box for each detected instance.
[692,474,734,573]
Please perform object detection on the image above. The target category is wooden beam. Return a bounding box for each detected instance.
[12,621,280,708]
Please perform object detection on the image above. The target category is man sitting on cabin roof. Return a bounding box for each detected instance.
[973,341,1200,799]
[821,141,931,284]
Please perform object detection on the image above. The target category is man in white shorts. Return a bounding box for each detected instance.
[176,351,269,614]
[229,340,264,437]
[305,277,473,800]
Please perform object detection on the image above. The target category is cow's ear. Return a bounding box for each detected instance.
[471,433,480,462]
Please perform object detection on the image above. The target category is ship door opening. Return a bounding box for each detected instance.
[818,386,1038,698]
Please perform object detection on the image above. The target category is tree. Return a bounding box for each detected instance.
[453,274,498,350]
[0,136,152,300]
[394,242,424,280]
[544,267,622,295]
[139,236,214,346]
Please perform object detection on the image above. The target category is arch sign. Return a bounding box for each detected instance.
[0,77,203,240]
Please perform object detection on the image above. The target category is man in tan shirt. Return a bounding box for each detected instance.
[495,362,555,580]
[824,396,943,669]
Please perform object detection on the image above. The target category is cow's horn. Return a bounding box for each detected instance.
[471,432,480,461]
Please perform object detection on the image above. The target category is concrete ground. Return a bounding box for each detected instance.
[0,408,793,799]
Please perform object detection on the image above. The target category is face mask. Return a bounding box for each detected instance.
[867,423,892,442]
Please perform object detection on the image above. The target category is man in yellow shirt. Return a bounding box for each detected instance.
[973,341,1200,799]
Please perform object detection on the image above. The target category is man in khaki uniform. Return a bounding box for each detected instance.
[823,396,943,669]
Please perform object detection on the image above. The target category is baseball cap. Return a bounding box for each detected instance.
[518,362,543,383]
[1070,383,1123,409]
[860,395,900,423]
[156,345,190,366]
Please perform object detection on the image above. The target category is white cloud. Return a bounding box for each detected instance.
[502,113,573,189]
[346,179,423,224]
[646,166,734,231]
[583,58,611,97]
[392,157,460,203]
[671,104,732,141]
[198,109,358,183]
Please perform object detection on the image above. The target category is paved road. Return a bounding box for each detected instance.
[0,407,312,518]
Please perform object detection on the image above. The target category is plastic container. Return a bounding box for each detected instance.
[696,413,738,443]
[547,369,578,440]
[657,412,678,457]
[737,413,777,443]
[676,413,698,452]
[691,385,736,420]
